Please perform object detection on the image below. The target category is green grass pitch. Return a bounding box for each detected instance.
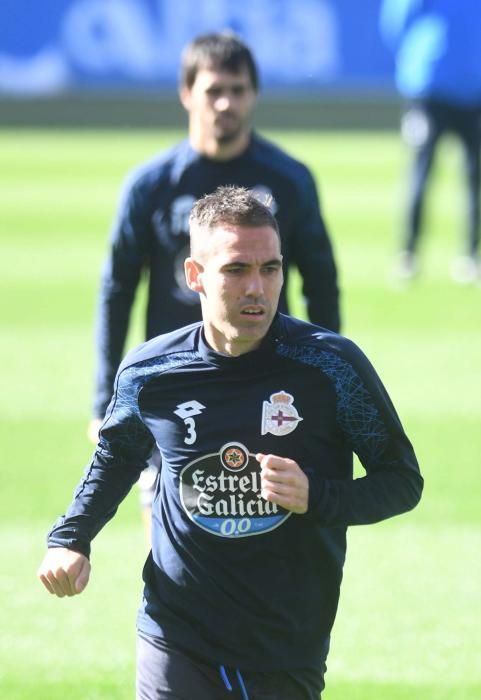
[1,128,480,699]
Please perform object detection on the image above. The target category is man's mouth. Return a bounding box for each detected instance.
[241,307,264,316]
[216,113,237,126]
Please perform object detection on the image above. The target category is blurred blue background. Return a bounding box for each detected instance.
[0,0,397,127]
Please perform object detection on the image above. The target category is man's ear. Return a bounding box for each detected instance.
[185,257,204,293]
[179,86,191,112]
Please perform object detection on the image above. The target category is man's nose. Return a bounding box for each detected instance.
[215,93,233,111]
[245,272,263,297]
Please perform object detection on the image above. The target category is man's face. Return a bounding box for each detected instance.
[185,224,283,356]
[180,66,256,147]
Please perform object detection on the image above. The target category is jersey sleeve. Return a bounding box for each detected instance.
[93,173,152,418]
[49,360,156,557]
[289,167,341,333]
[305,340,423,526]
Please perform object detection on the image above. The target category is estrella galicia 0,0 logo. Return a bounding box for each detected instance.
[180,442,291,538]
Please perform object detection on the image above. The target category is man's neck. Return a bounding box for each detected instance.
[203,327,261,358]
[190,131,251,162]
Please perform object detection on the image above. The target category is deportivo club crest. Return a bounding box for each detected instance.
[261,391,303,436]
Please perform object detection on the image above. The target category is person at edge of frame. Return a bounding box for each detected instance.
[39,185,422,700]
[380,0,481,284]
[87,32,341,538]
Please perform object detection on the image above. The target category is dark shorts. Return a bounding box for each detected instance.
[136,633,326,700]
[402,98,481,150]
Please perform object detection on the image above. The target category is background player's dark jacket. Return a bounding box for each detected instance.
[49,314,422,672]
[94,133,340,417]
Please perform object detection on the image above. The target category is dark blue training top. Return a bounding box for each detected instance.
[49,314,422,673]
[94,133,340,417]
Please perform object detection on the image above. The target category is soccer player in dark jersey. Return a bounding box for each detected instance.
[87,32,341,531]
[39,186,422,699]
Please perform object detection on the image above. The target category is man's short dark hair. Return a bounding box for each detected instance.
[190,186,279,251]
[180,32,259,91]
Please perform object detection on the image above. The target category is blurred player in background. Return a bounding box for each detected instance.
[88,31,341,536]
[380,0,481,283]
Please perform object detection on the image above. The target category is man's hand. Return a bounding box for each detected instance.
[87,418,103,445]
[37,548,91,597]
[256,453,309,514]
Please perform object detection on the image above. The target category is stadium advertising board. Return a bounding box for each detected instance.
[0,0,392,95]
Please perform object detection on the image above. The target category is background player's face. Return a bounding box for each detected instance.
[185,224,283,356]
[181,66,256,150]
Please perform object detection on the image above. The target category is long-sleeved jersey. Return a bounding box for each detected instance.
[93,133,340,417]
[49,314,422,672]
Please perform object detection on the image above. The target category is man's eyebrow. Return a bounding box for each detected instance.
[222,258,282,268]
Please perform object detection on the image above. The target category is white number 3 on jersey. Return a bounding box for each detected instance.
[174,400,206,445]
